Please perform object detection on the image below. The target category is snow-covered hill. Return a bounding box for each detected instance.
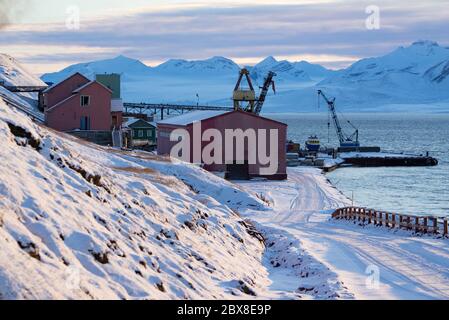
[39,41,449,112]
[0,54,43,111]
[0,54,46,87]
[0,98,353,299]
[0,98,267,299]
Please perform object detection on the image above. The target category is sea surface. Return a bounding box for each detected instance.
[268,113,449,217]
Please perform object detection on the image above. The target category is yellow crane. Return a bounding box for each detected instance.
[233,68,276,114]
[233,68,257,112]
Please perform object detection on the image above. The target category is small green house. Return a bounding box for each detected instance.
[124,118,156,148]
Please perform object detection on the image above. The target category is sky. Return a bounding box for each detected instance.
[1,0,448,75]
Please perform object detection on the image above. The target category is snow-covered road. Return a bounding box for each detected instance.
[239,168,449,300]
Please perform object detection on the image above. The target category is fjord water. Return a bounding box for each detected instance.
[269,113,449,217]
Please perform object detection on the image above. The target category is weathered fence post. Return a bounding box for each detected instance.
[385,212,389,228]
[433,217,438,234]
[444,219,448,236]
[415,217,420,233]
[368,210,372,224]
[392,214,396,228]
[423,217,428,234]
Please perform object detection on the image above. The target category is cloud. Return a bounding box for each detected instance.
[1,0,448,73]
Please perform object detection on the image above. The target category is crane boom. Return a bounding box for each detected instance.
[254,71,276,115]
[317,89,359,147]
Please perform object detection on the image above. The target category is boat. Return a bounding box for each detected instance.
[306,135,321,152]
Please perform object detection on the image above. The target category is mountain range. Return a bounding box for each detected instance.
[6,40,449,112]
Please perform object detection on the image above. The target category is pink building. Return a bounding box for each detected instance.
[43,73,115,132]
[157,110,287,180]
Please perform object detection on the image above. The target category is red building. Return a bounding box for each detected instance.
[157,110,287,180]
[43,73,115,132]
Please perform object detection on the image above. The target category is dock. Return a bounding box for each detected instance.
[286,150,439,172]
[341,152,438,167]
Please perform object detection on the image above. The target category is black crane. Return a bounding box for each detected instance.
[254,71,276,115]
[317,89,360,148]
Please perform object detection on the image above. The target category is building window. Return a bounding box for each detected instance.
[81,95,90,107]
[147,130,153,138]
[138,130,144,138]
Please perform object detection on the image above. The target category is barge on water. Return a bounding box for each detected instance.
[286,151,439,172]
[340,152,439,167]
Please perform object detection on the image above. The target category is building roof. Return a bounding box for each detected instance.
[72,80,113,94]
[157,109,287,127]
[157,110,231,126]
[111,98,124,112]
[123,117,155,128]
[43,72,89,94]
[45,94,77,113]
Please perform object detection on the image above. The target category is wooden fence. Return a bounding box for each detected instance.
[332,207,449,236]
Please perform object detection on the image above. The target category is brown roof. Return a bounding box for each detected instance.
[72,80,113,94]
[43,72,89,94]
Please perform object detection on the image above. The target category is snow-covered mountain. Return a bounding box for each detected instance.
[40,55,333,106]
[316,41,449,108]
[322,41,449,86]
[39,41,449,112]
[248,56,333,84]
[155,56,240,74]
[42,55,152,84]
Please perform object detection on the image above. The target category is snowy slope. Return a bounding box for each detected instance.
[155,56,240,74]
[42,55,152,83]
[316,41,449,108]
[0,98,355,300]
[249,56,333,84]
[424,58,449,84]
[0,54,42,112]
[249,57,313,83]
[322,41,449,86]
[0,97,270,299]
[293,61,334,79]
[0,54,46,87]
